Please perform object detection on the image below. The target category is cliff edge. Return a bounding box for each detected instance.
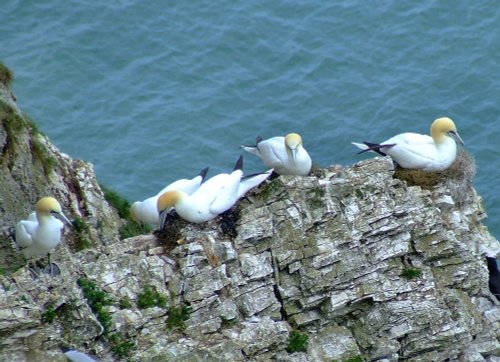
[0,66,499,362]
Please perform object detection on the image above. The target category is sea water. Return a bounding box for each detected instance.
[2,0,500,238]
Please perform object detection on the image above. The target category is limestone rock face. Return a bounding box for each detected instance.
[0,81,122,271]
[0,77,499,361]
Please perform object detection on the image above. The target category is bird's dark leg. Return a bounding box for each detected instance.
[23,257,45,279]
[27,260,41,279]
[43,253,61,277]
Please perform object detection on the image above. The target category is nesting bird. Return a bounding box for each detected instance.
[130,167,209,225]
[352,117,464,171]
[157,156,272,226]
[15,197,72,276]
[242,133,312,175]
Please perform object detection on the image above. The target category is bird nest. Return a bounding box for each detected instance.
[393,148,476,207]
[393,148,476,189]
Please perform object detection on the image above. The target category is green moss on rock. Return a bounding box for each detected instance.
[402,267,422,280]
[137,285,167,309]
[0,101,25,157]
[77,277,114,333]
[0,63,13,86]
[167,305,191,331]
[31,135,58,175]
[286,329,309,353]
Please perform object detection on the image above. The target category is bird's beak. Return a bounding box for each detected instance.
[53,211,73,226]
[450,130,464,146]
[158,209,168,231]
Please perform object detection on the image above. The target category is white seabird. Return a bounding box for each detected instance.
[62,348,99,362]
[157,156,272,226]
[130,167,209,225]
[15,197,71,275]
[241,133,312,175]
[352,117,464,171]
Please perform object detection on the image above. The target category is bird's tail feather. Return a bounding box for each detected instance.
[352,141,393,156]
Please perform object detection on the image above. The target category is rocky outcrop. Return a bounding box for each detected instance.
[0,67,499,361]
[0,75,122,272]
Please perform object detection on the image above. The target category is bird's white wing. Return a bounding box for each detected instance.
[208,172,242,214]
[15,220,36,248]
[157,174,205,197]
[256,138,287,167]
[27,212,37,221]
[387,132,433,147]
[137,197,161,224]
[171,176,203,195]
[63,349,99,362]
[242,136,285,163]
[237,169,272,198]
[388,133,437,161]
[191,173,229,207]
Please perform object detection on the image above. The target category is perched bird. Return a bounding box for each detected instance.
[130,167,209,225]
[15,197,72,276]
[157,156,272,226]
[241,133,312,175]
[352,117,464,171]
[486,256,500,302]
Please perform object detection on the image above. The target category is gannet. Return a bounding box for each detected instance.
[241,133,312,175]
[352,117,464,171]
[130,167,209,225]
[157,156,272,226]
[62,347,99,362]
[15,197,72,276]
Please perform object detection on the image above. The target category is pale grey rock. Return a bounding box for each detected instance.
[240,252,273,280]
[307,325,361,361]
[235,317,290,356]
[236,283,280,317]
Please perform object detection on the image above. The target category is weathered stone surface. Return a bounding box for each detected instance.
[0,77,499,361]
[0,93,122,272]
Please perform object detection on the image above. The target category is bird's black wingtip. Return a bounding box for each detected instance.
[199,166,209,181]
[233,155,243,171]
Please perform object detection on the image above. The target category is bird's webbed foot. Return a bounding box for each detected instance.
[43,262,61,277]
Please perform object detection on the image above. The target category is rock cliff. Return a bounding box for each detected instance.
[0,66,499,361]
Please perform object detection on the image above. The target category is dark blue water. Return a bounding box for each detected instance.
[2,1,500,237]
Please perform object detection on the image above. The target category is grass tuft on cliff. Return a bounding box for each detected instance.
[167,305,191,331]
[77,277,114,333]
[78,277,136,358]
[137,285,167,309]
[100,184,146,238]
[0,63,13,86]
[286,329,309,353]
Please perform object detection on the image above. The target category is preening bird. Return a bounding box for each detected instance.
[130,167,209,225]
[242,133,312,175]
[352,117,464,171]
[157,156,272,226]
[15,197,72,276]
